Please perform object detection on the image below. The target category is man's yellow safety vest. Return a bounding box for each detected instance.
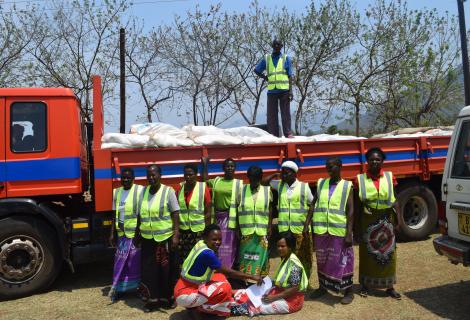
[266,54,289,91]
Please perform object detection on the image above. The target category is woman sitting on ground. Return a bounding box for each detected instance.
[232,231,309,316]
[174,224,262,319]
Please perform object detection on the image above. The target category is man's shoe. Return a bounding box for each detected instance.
[287,133,295,138]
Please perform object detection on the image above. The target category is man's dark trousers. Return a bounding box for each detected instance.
[267,91,292,137]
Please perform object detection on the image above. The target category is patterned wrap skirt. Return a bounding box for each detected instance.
[359,207,397,288]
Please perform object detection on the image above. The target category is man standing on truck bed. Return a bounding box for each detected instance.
[255,38,294,138]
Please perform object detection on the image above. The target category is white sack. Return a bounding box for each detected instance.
[193,134,243,145]
[224,126,273,138]
[130,122,188,139]
[151,133,196,147]
[183,125,225,139]
[102,133,153,147]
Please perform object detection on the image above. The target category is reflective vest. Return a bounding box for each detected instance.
[357,171,396,209]
[113,184,142,238]
[211,177,242,229]
[140,184,174,242]
[181,240,215,284]
[277,181,310,234]
[178,182,206,232]
[313,178,351,237]
[238,184,270,236]
[274,253,308,291]
[266,54,289,91]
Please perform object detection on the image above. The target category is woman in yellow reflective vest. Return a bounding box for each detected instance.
[138,165,181,312]
[310,157,355,304]
[109,167,143,302]
[232,231,308,316]
[202,157,242,268]
[237,166,273,277]
[177,163,212,265]
[355,147,402,299]
[264,161,315,279]
[174,224,262,319]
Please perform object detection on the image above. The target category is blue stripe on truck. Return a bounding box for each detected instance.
[95,148,443,180]
[0,157,81,182]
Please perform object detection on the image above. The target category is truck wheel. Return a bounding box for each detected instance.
[0,217,61,299]
[396,183,438,241]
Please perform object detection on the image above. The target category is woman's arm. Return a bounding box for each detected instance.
[201,157,210,182]
[218,266,262,284]
[345,191,354,246]
[261,173,279,186]
[262,286,299,303]
[392,187,401,233]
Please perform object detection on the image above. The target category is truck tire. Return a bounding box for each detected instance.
[396,183,438,241]
[0,216,61,299]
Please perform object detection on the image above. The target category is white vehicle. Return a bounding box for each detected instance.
[434,105,470,266]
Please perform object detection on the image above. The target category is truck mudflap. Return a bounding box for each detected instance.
[433,235,470,266]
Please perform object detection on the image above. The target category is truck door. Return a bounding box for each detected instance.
[0,97,5,198]
[445,119,470,242]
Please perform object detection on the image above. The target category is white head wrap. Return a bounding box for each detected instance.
[281,161,298,173]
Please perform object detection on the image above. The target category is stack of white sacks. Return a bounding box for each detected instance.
[101,123,453,149]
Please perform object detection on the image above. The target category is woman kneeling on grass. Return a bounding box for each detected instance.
[231,231,309,316]
[174,224,262,319]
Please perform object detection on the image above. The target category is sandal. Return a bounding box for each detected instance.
[341,289,354,304]
[143,301,160,313]
[386,288,401,300]
[359,286,368,298]
[309,287,327,299]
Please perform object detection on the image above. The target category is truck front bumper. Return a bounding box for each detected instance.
[433,235,470,266]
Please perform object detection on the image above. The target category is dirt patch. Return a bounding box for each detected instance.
[1,234,469,320]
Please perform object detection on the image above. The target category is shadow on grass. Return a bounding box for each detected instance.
[405,280,470,320]
[51,260,113,292]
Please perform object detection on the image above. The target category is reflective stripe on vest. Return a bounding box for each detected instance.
[266,54,289,90]
[181,240,214,284]
[113,184,141,238]
[211,177,242,229]
[278,181,309,234]
[357,171,396,209]
[273,253,308,291]
[238,185,270,236]
[179,182,206,232]
[139,185,174,242]
[312,178,351,237]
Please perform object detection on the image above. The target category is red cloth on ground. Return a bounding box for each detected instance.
[174,273,234,316]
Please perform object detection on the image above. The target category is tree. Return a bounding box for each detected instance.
[0,7,38,86]
[23,0,130,120]
[222,1,272,125]
[334,0,422,136]
[372,11,461,129]
[289,0,358,134]
[161,5,237,126]
[126,23,176,122]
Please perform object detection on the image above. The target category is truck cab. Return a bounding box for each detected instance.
[434,105,470,266]
[0,88,91,299]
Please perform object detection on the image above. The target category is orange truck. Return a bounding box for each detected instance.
[0,76,450,299]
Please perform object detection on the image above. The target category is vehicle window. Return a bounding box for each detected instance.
[451,120,470,178]
[10,102,47,153]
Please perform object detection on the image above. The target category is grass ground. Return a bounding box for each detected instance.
[1,234,469,320]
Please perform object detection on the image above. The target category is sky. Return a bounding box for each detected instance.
[115,0,470,132]
[2,0,469,131]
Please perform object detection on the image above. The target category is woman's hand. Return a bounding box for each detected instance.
[344,232,353,247]
[262,294,277,304]
[251,275,263,286]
